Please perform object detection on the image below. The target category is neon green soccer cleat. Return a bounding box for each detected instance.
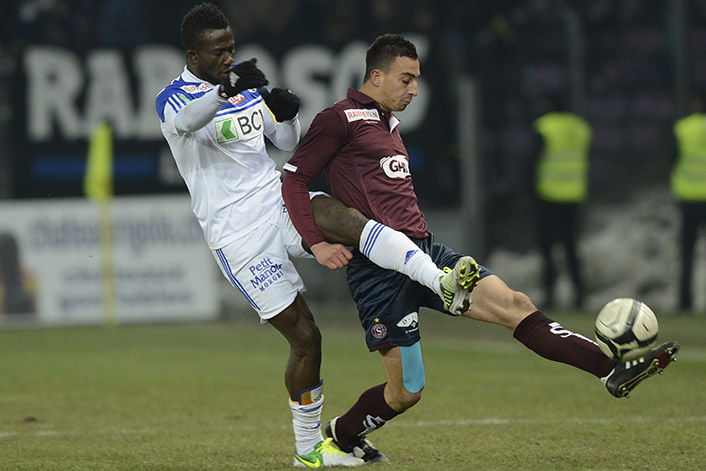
[440,256,480,315]
[293,438,364,468]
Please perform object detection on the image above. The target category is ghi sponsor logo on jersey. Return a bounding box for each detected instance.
[380,155,410,179]
[249,256,283,292]
[397,311,419,333]
[214,109,264,144]
[344,108,380,122]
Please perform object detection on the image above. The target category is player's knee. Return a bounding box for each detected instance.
[290,318,322,353]
[389,384,423,412]
[401,388,423,410]
[301,320,322,347]
[512,290,535,312]
[508,290,537,328]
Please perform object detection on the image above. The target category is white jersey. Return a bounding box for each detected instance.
[156,66,300,249]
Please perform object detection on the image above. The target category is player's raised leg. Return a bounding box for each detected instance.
[461,274,678,397]
[311,195,474,311]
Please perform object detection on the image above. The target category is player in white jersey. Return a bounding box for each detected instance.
[156,3,475,467]
[155,4,363,467]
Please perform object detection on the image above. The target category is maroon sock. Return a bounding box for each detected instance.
[513,311,614,378]
[334,383,399,447]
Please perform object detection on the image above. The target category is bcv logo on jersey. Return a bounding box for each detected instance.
[214,109,264,144]
[379,155,410,179]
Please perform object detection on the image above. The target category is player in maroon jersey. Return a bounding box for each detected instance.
[281,33,679,462]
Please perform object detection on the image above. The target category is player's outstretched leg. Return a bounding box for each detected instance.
[601,341,680,398]
[293,437,364,467]
[440,256,480,315]
[325,417,389,463]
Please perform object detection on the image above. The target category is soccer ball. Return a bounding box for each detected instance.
[594,298,659,362]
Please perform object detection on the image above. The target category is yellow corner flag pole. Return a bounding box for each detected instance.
[84,122,116,327]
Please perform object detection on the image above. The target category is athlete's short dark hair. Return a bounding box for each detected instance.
[180,2,230,52]
[364,34,418,83]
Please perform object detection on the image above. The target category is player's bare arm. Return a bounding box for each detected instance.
[308,195,370,269]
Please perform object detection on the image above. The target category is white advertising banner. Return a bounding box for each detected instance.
[0,195,218,325]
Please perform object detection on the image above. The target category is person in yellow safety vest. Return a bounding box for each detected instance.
[671,94,706,311]
[531,95,591,309]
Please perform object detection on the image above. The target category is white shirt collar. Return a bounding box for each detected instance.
[389,115,400,133]
[181,66,215,88]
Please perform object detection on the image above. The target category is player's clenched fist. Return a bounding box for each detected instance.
[219,58,268,98]
[310,241,353,270]
[259,87,300,122]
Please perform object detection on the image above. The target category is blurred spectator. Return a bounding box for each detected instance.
[671,94,706,312]
[529,95,592,309]
[16,0,72,47]
[320,0,361,48]
[98,0,147,48]
[363,0,404,37]
[0,232,34,314]
[71,0,98,51]
[221,0,299,50]
[5,0,98,52]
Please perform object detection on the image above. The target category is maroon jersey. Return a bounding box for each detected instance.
[282,88,428,248]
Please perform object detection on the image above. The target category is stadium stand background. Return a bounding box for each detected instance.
[2,0,705,314]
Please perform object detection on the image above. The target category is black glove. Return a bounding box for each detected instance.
[258,87,300,122]
[219,58,268,98]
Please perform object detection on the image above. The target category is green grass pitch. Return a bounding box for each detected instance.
[1,309,704,470]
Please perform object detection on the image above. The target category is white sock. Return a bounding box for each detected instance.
[290,384,325,456]
[359,220,444,295]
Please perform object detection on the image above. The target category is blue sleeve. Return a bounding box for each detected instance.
[155,86,192,123]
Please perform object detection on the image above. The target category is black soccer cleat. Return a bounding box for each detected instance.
[325,417,390,463]
[602,341,680,398]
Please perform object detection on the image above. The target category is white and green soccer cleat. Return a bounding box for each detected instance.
[293,438,364,468]
[440,256,480,315]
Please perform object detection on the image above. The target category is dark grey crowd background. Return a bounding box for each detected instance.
[2,1,706,312]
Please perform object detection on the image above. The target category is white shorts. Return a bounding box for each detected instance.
[211,200,316,321]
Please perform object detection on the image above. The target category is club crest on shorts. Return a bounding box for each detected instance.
[371,322,388,340]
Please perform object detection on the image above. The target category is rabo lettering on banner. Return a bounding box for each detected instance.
[22,36,430,142]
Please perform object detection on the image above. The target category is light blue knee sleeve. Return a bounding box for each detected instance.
[400,342,425,393]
